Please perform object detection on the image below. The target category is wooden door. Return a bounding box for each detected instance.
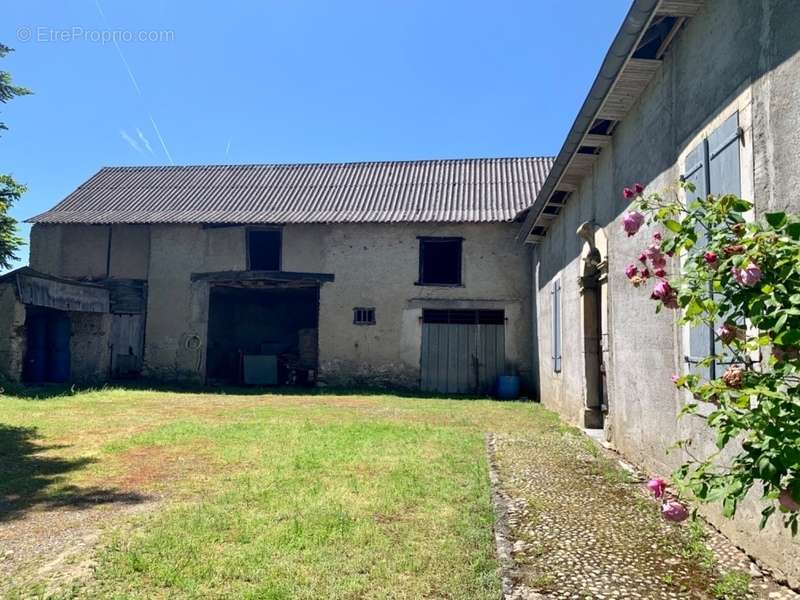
[420,309,505,395]
[110,314,145,378]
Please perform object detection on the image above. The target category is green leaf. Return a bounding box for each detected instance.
[774,329,800,346]
[722,496,737,518]
[685,298,705,318]
[774,312,788,333]
[757,457,778,482]
[765,212,787,228]
[664,219,682,233]
[787,223,800,240]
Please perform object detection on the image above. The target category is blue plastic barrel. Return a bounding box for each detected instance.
[496,375,520,400]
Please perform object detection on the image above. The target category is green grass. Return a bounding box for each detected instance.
[712,571,752,600]
[0,386,557,599]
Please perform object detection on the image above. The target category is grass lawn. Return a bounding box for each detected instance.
[0,387,558,599]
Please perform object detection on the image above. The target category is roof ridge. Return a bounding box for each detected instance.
[98,156,555,172]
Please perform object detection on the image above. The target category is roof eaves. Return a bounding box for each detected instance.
[517,0,662,243]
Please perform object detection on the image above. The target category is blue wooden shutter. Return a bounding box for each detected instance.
[552,279,562,373]
[708,113,741,198]
[708,112,742,365]
[683,112,741,379]
[683,140,712,380]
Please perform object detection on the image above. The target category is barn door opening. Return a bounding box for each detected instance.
[23,308,71,384]
[420,309,505,395]
[206,285,319,386]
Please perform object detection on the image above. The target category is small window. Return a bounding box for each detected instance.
[417,237,462,286]
[353,307,376,325]
[248,229,281,271]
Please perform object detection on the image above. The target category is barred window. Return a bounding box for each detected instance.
[353,307,376,325]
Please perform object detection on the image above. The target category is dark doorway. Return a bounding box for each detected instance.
[206,285,318,385]
[24,308,71,383]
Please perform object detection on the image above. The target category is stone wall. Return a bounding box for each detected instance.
[29,223,149,281]
[29,221,532,390]
[531,0,800,583]
[69,312,112,383]
[0,283,26,382]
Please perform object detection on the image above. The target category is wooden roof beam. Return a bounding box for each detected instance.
[582,134,612,148]
[655,0,704,18]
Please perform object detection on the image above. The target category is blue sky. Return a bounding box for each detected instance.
[1,1,630,270]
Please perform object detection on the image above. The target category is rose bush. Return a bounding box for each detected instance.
[623,180,800,532]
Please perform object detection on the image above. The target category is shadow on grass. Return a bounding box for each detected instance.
[0,424,149,522]
[1,378,529,403]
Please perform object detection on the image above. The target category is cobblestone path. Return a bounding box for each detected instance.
[488,431,800,600]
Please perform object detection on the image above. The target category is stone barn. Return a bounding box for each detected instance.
[1,157,551,393]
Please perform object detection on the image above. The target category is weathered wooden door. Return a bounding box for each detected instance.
[110,314,145,378]
[420,309,505,394]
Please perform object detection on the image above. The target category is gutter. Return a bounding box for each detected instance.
[517,0,661,242]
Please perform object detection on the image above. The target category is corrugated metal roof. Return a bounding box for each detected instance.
[28,157,553,225]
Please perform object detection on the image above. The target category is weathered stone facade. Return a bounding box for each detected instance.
[530,0,800,584]
[28,221,532,390]
[0,283,26,382]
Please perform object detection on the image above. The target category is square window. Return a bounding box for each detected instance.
[248,229,281,271]
[417,237,462,286]
[353,307,376,325]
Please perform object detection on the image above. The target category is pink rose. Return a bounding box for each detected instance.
[724,244,745,255]
[732,262,762,287]
[772,346,799,363]
[704,251,718,265]
[661,500,690,522]
[663,295,679,309]
[644,244,667,269]
[647,478,667,499]
[654,268,666,278]
[638,252,647,263]
[644,244,660,260]
[623,187,635,199]
[625,264,638,280]
[722,366,744,388]
[651,280,672,301]
[641,268,650,279]
[717,323,741,344]
[671,374,680,384]
[653,231,662,241]
[779,489,800,512]
[622,211,645,237]
[651,280,678,309]
[634,183,644,194]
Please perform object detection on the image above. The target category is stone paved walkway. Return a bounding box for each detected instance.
[488,431,800,600]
